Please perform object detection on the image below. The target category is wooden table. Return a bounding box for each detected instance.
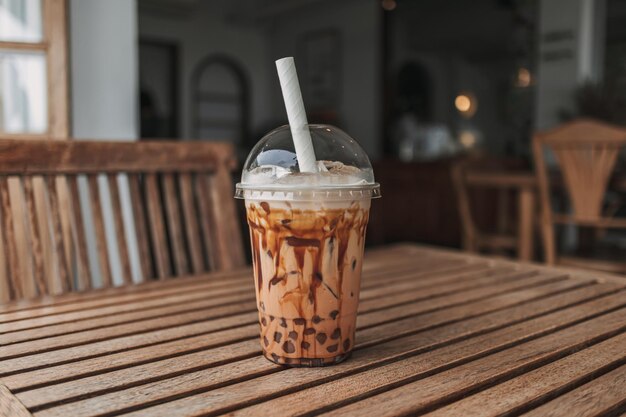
[1,244,625,417]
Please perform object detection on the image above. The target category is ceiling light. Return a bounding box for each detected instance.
[454,92,477,118]
[382,0,396,11]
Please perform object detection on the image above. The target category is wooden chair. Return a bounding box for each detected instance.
[452,156,531,257]
[0,139,245,302]
[533,118,626,274]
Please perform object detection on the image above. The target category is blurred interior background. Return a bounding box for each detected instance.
[2,0,626,258]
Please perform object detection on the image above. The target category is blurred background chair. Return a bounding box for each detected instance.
[452,155,535,259]
[533,118,626,274]
[0,139,245,302]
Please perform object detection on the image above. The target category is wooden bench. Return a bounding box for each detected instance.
[0,139,244,302]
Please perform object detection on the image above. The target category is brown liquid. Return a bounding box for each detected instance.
[246,199,370,366]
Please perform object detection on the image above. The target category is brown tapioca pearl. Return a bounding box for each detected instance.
[269,315,275,321]
[294,318,306,326]
[263,336,269,347]
[304,327,315,335]
[343,338,351,351]
[327,344,338,353]
[261,317,267,326]
[282,341,296,353]
[288,331,298,340]
[279,318,288,328]
[259,301,265,311]
[329,310,339,320]
[316,333,327,344]
[351,258,357,270]
[312,315,322,324]
[301,341,310,350]
[273,332,282,343]
[331,328,341,340]
[260,201,270,213]
[350,292,354,297]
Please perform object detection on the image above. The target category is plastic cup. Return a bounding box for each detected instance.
[236,124,380,366]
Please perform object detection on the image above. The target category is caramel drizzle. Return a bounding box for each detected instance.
[246,202,369,318]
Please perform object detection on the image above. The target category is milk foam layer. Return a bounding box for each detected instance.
[242,160,373,189]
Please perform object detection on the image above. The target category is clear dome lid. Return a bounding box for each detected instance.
[235,124,380,200]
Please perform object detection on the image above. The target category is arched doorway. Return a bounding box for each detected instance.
[190,54,250,149]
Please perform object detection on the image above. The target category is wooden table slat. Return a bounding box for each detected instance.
[99,303,626,417]
[313,308,626,417]
[425,333,626,416]
[139,289,626,417]
[3,277,610,392]
[521,363,626,417]
[0,385,31,417]
[0,244,624,417]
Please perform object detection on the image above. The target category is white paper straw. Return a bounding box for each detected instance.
[275,57,318,173]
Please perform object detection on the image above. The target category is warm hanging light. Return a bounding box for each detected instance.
[515,67,532,88]
[459,130,477,148]
[382,0,397,11]
[455,92,477,118]
[455,95,471,112]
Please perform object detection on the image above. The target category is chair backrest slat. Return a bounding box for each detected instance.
[0,139,244,301]
[67,174,92,290]
[23,176,47,294]
[162,173,189,276]
[46,175,71,292]
[195,174,218,271]
[552,145,620,220]
[87,174,113,287]
[107,173,133,285]
[145,172,171,279]
[0,177,22,300]
[179,173,204,274]
[128,174,153,283]
[210,167,246,269]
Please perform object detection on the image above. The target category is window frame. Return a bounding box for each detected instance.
[0,0,69,139]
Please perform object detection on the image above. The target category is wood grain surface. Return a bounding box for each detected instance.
[0,244,624,417]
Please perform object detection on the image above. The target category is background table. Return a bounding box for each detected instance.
[1,244,625,417]
[464,169,537,261]
[464,168,626,262]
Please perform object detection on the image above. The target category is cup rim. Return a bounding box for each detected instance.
[234,183,381,200]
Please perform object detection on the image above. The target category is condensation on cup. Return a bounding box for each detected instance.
[235,124,381,366]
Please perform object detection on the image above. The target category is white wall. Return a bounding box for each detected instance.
[535,0,606,129]
[70,0,140,286]
[268,0,382,157]
[71,0,139,139]
[139,2,272,139]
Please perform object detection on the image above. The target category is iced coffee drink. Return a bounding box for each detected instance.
[236,125,380,366]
